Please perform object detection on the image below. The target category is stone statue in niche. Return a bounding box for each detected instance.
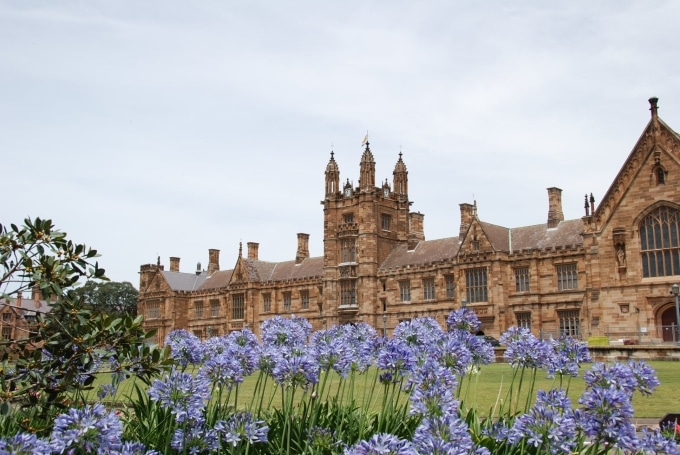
[613,228,627,270]
[616,246,626,269]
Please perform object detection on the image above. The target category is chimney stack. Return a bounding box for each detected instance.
[16,291,22,308]
[547,187,564,228]
[649,97,659,119]
[408,212,425,249]
[247,242,259,260]
[208,249,220,275]
[170,257,180,272]
[296,233,310,264]
[459,203,475,240]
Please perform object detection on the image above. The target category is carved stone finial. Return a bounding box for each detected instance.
[649,97,659,119]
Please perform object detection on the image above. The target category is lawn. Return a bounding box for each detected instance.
[97,360,680,419]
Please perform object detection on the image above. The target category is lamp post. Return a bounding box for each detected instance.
[382,312,387,338]
[672,284,680,345]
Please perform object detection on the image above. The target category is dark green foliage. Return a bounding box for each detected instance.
[0,217,170,434]
[73,280,139,317]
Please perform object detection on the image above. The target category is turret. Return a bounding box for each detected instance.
[393,152,408,196]
[325,151,340,197]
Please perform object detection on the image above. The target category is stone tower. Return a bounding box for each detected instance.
[322,141,414,326]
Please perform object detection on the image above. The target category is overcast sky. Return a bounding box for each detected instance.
[3,1,680,287]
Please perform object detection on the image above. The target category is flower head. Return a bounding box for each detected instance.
[49,403,123,454]
[165,329,203,368]
[148,367,211,423]
[344,433,418,455]
[0,433,51,455]
[446,308,482,333]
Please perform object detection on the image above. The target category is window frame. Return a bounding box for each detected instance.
[340,280,356,306]
[283,292,292,312]
[640,206,680,277]
[445,274,455,299]
[465,267,488,303]
[232,294,245,320]
[422,278,435,301]
[399,280,411,302]
[301,290,310,310]
[556,263,578,290]
[194,300,204,318]
[514,267,530,293]
[262,293,272,313]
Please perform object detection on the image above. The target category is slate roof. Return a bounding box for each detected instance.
[0,298,52,315]
[198,270,233,290]
[509,219,584,251]
[380,237,460,271]
[269,257,324,282]
[162,270,209,291]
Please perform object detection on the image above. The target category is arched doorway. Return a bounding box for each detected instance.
[661,306,680,342]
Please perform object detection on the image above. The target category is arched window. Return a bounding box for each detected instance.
[640,206,680,277]
[653,165,667,185]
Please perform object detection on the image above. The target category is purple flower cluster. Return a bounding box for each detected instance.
[214,411,269,446]
[344,433,418,455]
[165,329,203,369]
[49,403,123,454]
[547,334,591,378]
[501,327,553,369]
[148,367,211,423]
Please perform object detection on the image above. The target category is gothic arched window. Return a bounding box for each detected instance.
[640,206,680,277]
[653,165,667,185]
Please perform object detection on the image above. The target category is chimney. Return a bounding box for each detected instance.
[459,203,475,240]
[408,212,425,250]
[208,249,220,275]
[31,286,43,308]
[16,291,22,308]
[247,242,259,260]
[296,233,310,264]
[649,97,659,120]
[547,187,564,228]
[170,257,180,272]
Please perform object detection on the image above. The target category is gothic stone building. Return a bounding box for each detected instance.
[138,98,680,345]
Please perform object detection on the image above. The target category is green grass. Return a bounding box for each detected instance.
[93,361,680,419]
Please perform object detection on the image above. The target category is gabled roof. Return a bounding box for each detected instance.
[198,270,233,290]
[380,237,460,271]
[509,219,584,251]
[268,257,324,282]
[161,270,208,292]
[479,221,510,251]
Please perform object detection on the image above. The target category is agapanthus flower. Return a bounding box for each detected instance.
[270,351,319,389]
[547,334,591,378]
[0,433,51,455]
[376,338,418,384]
[199,351,245,389]
[432,331,474,375]
[393,317,443,358]
[170,422,219,453]
[501,327,553,370]
[636,427,680,455]
[165,329,203,368]
[506,389,578,454]
[408,358,458,417]
[336,322,380,374]
[413,412,474,455]
[115,441,159,455]
[49,403,123,454]
[261,315,312,349]
[575,385,637,450]
[311,326,353,374]
[344,433,418,455]
[147,367,211,423]
[449,330,495,368]
[214,411,269,446]
[583,361,659,396]
[446,308,482,333]
[307,426,341,453]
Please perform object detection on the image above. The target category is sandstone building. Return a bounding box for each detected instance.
[138,98,680,345]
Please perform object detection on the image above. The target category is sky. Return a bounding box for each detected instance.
[3,1,680,288]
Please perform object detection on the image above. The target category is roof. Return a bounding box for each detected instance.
[198,270,233,290]
[0,297,52,315]
[269,256,324,281]
[161,270,209,291]
[380,237,460,271]
[509,219,584,251]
